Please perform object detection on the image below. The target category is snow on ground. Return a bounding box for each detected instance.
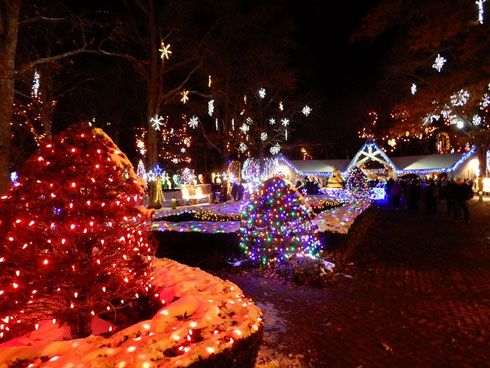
[0,258,262,368]
[312,199,372,234]
[152,197,371,235]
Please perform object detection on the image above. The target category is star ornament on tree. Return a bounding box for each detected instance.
[188,116,199,129]
[159,42,172,60]
[150,115,164,130]
[281,118,290,127]
[269,118,276,125]
[432,54,446,72]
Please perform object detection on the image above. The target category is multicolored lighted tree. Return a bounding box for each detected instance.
[345,167,370,198]
[0,124,155,341]
[239,176,322,266]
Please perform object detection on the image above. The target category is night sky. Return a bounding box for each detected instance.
[16,0,387,166]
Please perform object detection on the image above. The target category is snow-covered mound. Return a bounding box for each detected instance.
[0,258,263,368]
[312,199,372,234]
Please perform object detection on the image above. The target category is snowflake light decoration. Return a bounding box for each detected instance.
[260,132,268,141]
[269,118,276,125]
[208,99,214,116]
[188,116,199,129]
[180,147,187,153]
[180,90,189,104]
[281,118,289,127]
[423,113,440,125]
[150,114,164,130]
[481,93,489,108]
[159,42,172,60]
[450,89,470,106]
[258,88,266,98]
[32,70,40,98]
[136,139,146,155]
[239,142,248,153]
[302,105,312,116]
[432,54,446,72]
[270,143,281,155]
[246,117,253,124]
[240,123,249,134]
[450,116,465,129]
[472,115,482,125]
[172,158,179,164]
[411,83,417,95]
[441,105,452,118]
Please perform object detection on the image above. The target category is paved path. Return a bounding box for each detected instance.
[220,198,490,367]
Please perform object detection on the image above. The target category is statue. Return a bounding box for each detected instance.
[327,167,344,189]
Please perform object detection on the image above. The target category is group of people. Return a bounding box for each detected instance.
[386,177,474,222]
[211,180,245,203]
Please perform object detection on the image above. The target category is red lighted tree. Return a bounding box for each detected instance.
[0,124,155,341]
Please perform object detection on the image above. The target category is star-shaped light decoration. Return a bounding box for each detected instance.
[411,83,417,95]
[260,132,268,141]
[181,147,187,153]
[208,99,214,116]
[181,90,189,104]
[188,116,199,129]
[269,118,276,125]
[240,123,249,134]
[150,114,164,130]
[302,105,312,116]
[281,118,289,127]
[154,165,163,177]
[270,143,281,155]
[239,142,248,153]
[258,88,266,98]
[146,170,156,182]
[246,117,253,124]
[159,41,172,60]
[432,54,446,72]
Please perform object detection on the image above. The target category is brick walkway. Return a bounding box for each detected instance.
[220,199,490,367]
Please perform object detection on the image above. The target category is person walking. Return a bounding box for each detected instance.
[453,177,473,222]
[391,180,402,208]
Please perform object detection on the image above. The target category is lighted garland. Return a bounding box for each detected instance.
[345,167,370,198]
[239,176,322,266]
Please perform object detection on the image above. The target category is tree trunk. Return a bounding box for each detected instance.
[146,0,159,170]
[0,0,21,193]
[68,312,92,339]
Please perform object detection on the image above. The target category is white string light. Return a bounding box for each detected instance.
[476,0,486,24]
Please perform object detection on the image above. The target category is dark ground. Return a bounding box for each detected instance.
[217,198,490,367]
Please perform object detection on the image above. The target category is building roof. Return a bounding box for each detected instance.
[280,141,476,176]
[390,153,465,172]
[287,159,350,173]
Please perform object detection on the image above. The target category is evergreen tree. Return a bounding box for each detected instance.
[239,176,321,266]
[345,167,370,198]
[0,124,155,341]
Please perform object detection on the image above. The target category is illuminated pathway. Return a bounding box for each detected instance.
[217,199,490,368]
